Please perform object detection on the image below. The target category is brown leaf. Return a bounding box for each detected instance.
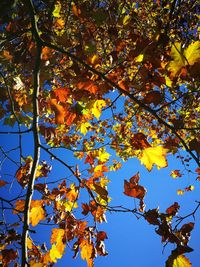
[53,87,70,102]
[144,208,160,225]
[77,80,99,94]
[143,91,163,106]
[2,249,18,267]
[166,202,180,216]
[0,180,8,187]
[124,173,146,199]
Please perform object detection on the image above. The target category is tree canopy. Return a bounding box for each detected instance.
[0,0,200,266]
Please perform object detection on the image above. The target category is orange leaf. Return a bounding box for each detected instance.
[166,254,192,267]
[0,180,8,187]
[50,99,66,124]
[53,87,69,102]
[80,239,95,267]
[143,91,163,106]
[29,200,46,227]
[2,249,18,266]
[77,80,99,94]
[124,173,146,199]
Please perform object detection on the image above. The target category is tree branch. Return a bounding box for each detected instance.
[21,1,42,266]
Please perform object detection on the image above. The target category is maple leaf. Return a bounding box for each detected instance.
[2,249,18,267]
[80,121,92,135]
[77,80,99,94]
[166,254,192,267]
[80,239,95,267]
[53,87,69,102]
[139,146,168,171]
[49,99,66,124]
[124,173,147,211]
[143,91,163,106]
[91,100,106,119]
[50,228,66,263]
[168,41,200,78]
[124,173,146,199]
[29,201,46,227]
[0,180,8,187]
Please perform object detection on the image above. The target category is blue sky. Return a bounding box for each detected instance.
[1,129,200,266]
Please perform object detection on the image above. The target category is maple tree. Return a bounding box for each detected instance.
[0,0,199,266]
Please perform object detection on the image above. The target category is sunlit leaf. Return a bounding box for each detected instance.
[53,1,61,18]
[80,122,92,135]
[0,180,8,187]
[168,41,200,77]
[166,254,192,267]
[29,201,46,227]
[91,100,106,119]
[80,239,95,267]
[139,146,168,171]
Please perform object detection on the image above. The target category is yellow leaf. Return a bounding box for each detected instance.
[64,200,78,212]
[168,41,200,77]
[80,239,94,267]
[166,254,191,267]
[29,262,44,267]
[66,183,78,201]
[80,122,92,135]
[177,189,184,195]
[29,200,45,227]
[135,54,144,62]
[51,228,65,244]
[30,206,46,227]
[96,148,110,163]
[27,237,33,249]
[92,100,106,119]
[139,146,168,171]
[53,1,61,18]
[123,14,131,25]
[184,40,200,65]
[49,244,63,263]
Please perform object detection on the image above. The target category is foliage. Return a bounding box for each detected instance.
[0,0,199,266]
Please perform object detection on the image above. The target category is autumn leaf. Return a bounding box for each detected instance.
[166,202,180,216]
[49,244,63,263]
[93,183,109,202]
[50,228,66,263]
[166,254,192,267]
[124,173,146,199]
[143,91,163,106]
[139,146,168,171]
[77,80,99,94]
[168,41,200,78]
[49,99,66,124]
[29,262,44,267]
[0,180,8,187]
[91,100,106,119]
[80,121,92,135]
[2,249,18,267]
[124,173,146,211]
[29,200,46,227]
[14,199,25,214]
[53,87,69,102]
[80,239,95,267]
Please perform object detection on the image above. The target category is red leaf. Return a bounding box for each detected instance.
[53,87,70,102]
[77,80,99,94]
[143,91,162,106]
[166,202,180,216]
[124,172,147,211]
